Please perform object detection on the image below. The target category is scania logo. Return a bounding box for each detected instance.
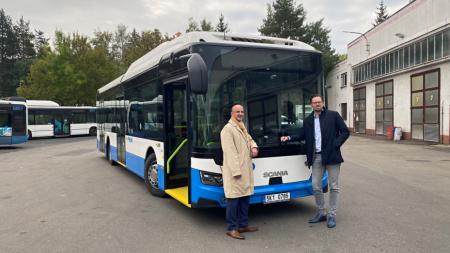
[263,170,288,178]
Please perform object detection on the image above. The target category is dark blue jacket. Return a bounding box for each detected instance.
[291,108,349,167]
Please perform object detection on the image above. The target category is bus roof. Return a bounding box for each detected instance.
[26,100,95,109]
[98,32,320,94]
[98,74,124,94]
[26,100,60,107]
[0,100,27,106]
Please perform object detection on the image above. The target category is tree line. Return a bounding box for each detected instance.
[1,0,382,106]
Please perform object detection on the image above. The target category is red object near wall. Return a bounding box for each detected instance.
[387,126,394,140]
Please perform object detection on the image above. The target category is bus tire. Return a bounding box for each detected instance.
[144,153,165,197]
[89,127,97,136]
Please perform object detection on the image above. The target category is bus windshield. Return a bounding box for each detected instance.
[193,45,321,156]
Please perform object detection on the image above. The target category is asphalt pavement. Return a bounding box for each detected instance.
[1,136,449,253]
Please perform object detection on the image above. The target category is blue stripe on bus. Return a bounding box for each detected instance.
[125,151,145,178]
[157,164,165,190]
[190,168,329,208]
[110,146,118,161]
[12,136,28,144]
[0,136,27,145]
[0,137,11,145]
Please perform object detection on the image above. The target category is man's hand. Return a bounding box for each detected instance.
[280,136,289,142]
[251,147,258,158]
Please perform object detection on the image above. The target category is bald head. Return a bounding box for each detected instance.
[231,104,245,122]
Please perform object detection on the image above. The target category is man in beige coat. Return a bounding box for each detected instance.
[220,104,258,240]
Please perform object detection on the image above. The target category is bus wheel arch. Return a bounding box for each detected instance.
[89,126,97,136]
[144,152,165,197]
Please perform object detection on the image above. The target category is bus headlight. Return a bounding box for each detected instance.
[200,171,223,186]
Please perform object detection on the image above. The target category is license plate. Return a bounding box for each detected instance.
[263,192,290,204]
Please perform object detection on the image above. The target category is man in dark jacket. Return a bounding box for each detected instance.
[281,94,349,228]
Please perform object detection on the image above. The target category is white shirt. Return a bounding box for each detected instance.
[314,114,321,152]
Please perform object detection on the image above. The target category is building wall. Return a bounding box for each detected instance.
[348,0,450,66]
[327,0,450,144]
[325,60,350,124]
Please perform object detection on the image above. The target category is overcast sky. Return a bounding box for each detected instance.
[2,0,408,54]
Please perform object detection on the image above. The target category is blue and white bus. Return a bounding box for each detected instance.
[97,32,327,208]
[0,97,28,145]
[27,100,96,138]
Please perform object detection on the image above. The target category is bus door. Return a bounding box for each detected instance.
[53,110,70,137]
[163,80,191,205]
[116,99,127,164]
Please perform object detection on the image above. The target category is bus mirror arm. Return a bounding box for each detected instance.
[185,53,208,94]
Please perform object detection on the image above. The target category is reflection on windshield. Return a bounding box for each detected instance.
[193,45,321,152]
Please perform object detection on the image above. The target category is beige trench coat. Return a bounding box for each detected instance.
[220,120,258,199]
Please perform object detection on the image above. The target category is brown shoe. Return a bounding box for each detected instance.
[226,230,245,240]
[238,226,258,233]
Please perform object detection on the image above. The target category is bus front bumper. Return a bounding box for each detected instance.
[190,168,328,208]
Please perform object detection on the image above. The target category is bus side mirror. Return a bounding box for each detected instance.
[187,54,208,94]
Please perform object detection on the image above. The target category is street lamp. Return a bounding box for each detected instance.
[344,30,370,56]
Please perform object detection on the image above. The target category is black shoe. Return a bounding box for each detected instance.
[327,215,336,228]
[308,213,327,223]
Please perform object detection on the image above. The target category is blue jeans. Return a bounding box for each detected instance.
[226,196,250,231]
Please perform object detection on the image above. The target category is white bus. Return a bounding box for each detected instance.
[0,97,28,145]
[97,32,326,208]
[27,100,96,138]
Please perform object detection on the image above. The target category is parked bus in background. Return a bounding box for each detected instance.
[0,97,28,145]
[27,100,96,139]
[96,32,325,208]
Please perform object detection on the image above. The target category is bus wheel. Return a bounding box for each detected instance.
[144,153,165,197]
[89,127,97,136]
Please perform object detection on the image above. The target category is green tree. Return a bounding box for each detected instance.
[17,31,120,105]
[215,13,230,33]
[186,17,214,32]
[200,18,214,31]
[14,17,35,59]
[91,30,113,54]
[259,0,339,75]
[258,0,308,41]
[0,9,18,97]
[122,29,167,68]
[303,19,339,74]
[373,0,389,27]
[186,17,200,32]
[0,9,40,97]
[112,24,129,71]
[33,29,49,57]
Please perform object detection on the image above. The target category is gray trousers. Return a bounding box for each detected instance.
[312,154,340,216]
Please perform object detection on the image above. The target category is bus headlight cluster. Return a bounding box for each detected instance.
[200,171,223,186]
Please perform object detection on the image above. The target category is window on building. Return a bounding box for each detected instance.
[340,72,347,87]
[404,46,410,68]
[444,29,450,57]
[341,103,347,121]
[352,28,450,85]
[376,81,393,135]
[428,36,435,61]
[353,87,366,134]
[411,69,440,142]
[415,42,421,65]
[435,32,443,59]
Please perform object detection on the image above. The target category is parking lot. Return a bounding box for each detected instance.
[1,136,450,253]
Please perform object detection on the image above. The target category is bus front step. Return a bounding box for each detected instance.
[165,186,191,208]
